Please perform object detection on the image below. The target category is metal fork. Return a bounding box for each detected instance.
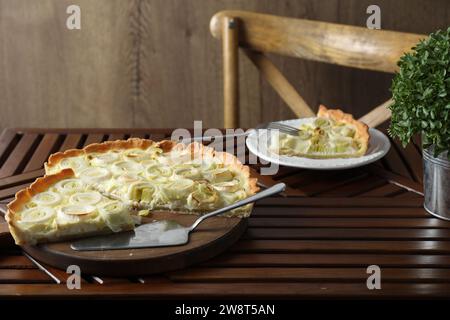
[182,121,299,143]
[262,122,299,135]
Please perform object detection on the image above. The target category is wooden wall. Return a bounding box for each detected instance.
[0,0,449,129]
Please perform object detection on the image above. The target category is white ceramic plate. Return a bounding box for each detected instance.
[246,118,391,170]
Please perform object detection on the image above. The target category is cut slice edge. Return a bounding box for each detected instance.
[5,168,135,245]
[317,105,369,157]
[273,106,370,159]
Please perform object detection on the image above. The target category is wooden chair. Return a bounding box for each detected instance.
[209,10,425,128]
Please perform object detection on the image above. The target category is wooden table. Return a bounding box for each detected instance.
[0,128,449,299]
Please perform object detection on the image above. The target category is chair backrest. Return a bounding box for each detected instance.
[210,10,425,128]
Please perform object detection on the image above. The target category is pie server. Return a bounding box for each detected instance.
[71,183,286,251]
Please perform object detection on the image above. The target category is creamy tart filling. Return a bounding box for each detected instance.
[45,143,254,214]
[7,139,258,245]
[7,169,137,245]
[271,105,370,159]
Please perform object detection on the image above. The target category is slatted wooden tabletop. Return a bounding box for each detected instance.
[0,127,448,299]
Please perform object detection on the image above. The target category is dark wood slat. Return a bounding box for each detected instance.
[148,133,167,141]
[0,255,36,269]
[231,240,450,254]
[0,219,12,247]
[1,282,449,298]
[0,133,39,178]
[412,134,422,153]
[59,134,82,151]
[397,142,423,182]
[368,165,423,195]
[107,134,126,141]
[295,171,369,196]
[258,197,423,207]
[0,129,18,159]
[249,167,303,196]
[0,169,44,189]
[0,254,87,284]
[0,182,32,200]
[279,169,332,187]
[252,206,428,217]
[394,191,424,198]
[244,228,450,240]
[24,133,59,171]
[357,183,406,197]
[129,133,148,139]
[0,269,53,283]
[88,276,134,285]
[205,253,450,268]
[316,176,386,197]
[37,261,89,284]
[138,276,174,284]
[83,133,105,146]
[0,197,13,204]
[11,128,172,135]
[272,166,304,180]
[248,218,450,229]
[168,267,450,283]
[383,139,414,179]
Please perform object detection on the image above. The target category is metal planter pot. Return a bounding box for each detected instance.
[423,147,450,220]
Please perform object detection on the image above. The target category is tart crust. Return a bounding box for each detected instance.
[317,105,370,156]
[45,138,258,196]
[4,168,104,245]
[6,168,137,245]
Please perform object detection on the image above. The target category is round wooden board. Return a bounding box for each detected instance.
[22,212,247,276]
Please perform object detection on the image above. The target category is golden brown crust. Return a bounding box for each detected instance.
[190,142,259,196]
[7,168,75,213]
[46,138,158,169]
[158,140,178,153]
[5,168,76,245]
[46,149,85,169]
[44,138,259,196]
[46,138,182,170]
[317,105,370,155]
[154,140,259,196]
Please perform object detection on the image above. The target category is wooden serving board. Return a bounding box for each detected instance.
[22,212,247,276]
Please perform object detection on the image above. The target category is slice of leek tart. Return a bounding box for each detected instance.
[7,138,258,245]
[6,169,138,245]
[271,105,370,159]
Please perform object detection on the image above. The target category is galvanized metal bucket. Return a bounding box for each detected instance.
[423,147,450,220]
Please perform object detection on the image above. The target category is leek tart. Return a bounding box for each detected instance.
[7,139,258,245]
[6,168,138,245]
[272,105,370,158]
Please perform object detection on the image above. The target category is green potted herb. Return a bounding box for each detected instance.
[389,27,450,219]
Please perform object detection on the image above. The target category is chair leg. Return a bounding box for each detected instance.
[223,17,239,128]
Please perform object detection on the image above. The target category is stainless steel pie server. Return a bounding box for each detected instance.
[70,183,286,251]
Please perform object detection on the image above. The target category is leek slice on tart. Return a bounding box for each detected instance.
[271,105,370,159]
[6,169,138,245]
[7,138,258,245]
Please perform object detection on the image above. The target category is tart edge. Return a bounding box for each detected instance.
[45,138,259,197]
[317,105,370,156]
[5,168,76,245]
